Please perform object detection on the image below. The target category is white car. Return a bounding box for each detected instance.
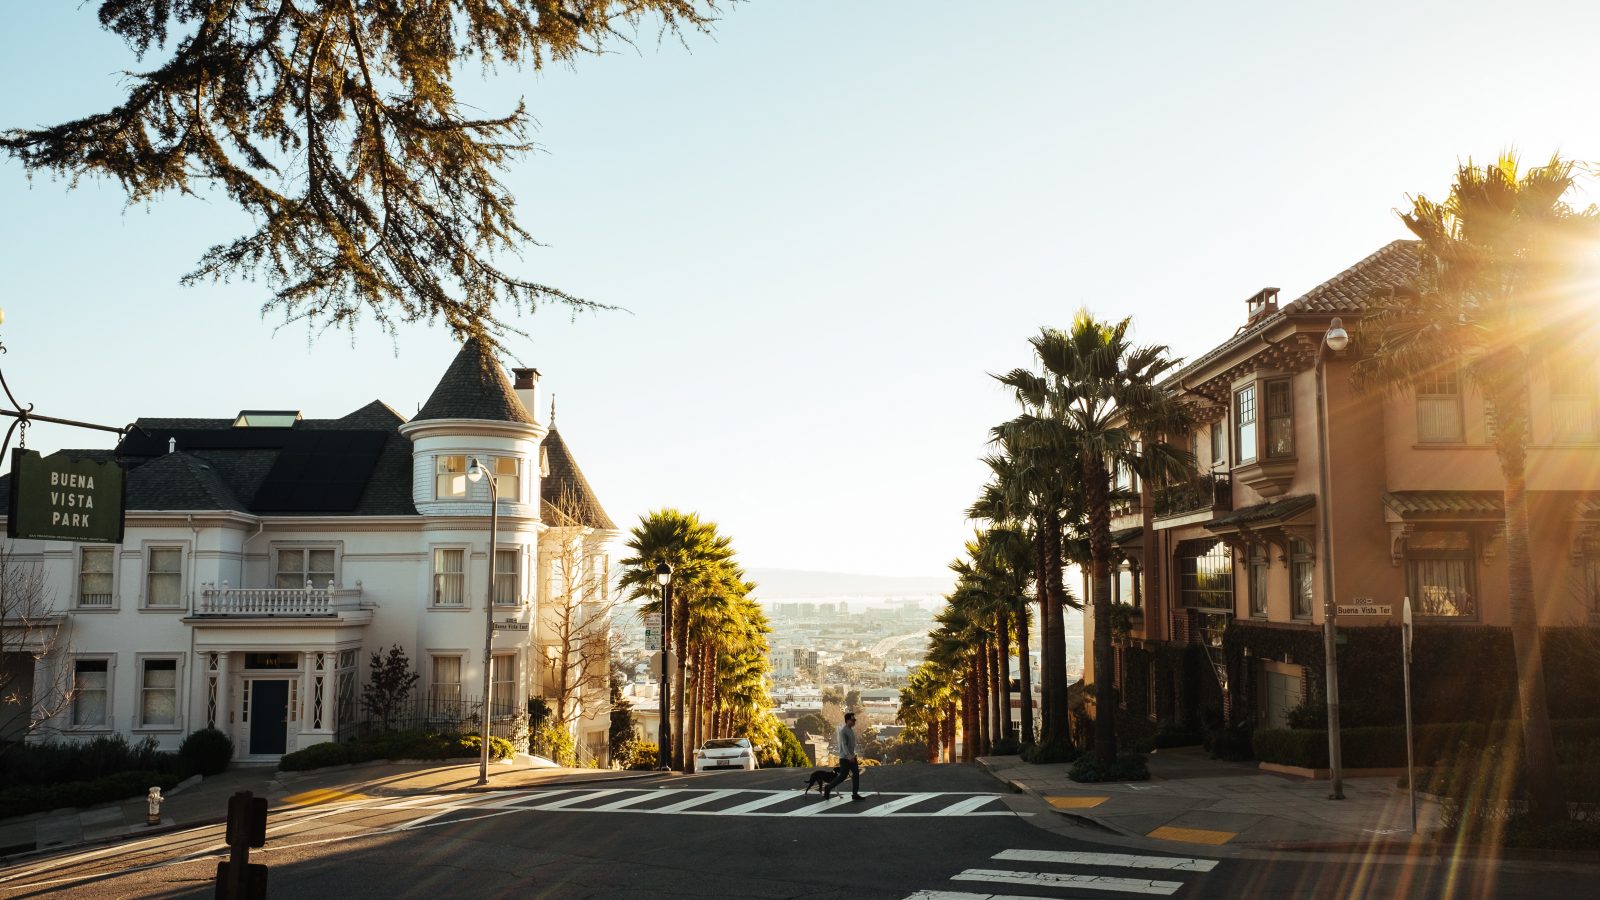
[693,737,757,772]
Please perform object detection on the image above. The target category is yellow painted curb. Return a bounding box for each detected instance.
[1045,796,1108,809]
[281,788,370,807]
[1147,825,1236,845]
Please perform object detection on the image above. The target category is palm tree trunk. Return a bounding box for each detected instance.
[996,607,1014,743]
[945,699,956,763]
[926,711,939,764]
[674,593,689,771]
[1497,392,1565,823]
[1083,455,1118,765]
[1043,509,1070,749]
[962,681,977,762]
[1017,595,1035,745]
[1033,522,1056,745]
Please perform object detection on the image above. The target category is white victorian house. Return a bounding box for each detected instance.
[0,340,618,763]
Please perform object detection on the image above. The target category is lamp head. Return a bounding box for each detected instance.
[654,562,672,586]
[1324,317,1350,352]
[466,456,484,483]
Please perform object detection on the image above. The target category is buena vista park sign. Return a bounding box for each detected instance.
[7,449,126,543]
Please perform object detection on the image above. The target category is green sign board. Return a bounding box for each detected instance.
[7,449,126,544]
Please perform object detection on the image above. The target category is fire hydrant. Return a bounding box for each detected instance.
[147,787,164,826]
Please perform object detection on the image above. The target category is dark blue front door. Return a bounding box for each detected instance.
[250,680,289,755]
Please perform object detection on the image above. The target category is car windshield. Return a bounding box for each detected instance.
[703,739,748,750]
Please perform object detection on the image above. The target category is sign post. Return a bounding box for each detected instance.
[216,790,268,899]
[643,612,662,652]
[1401,595,1416,833]
[7,449,126,543]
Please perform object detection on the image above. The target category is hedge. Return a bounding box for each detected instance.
[0,771,183,820]
[1253,718,1600,769]
[278,730,515,772]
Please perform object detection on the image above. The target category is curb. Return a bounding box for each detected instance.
[974,758,1135,838]
[0,815,226,867]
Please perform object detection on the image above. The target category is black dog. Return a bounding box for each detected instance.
[803,767,841,794]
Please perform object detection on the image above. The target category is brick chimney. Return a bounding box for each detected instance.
[512,368,541,423]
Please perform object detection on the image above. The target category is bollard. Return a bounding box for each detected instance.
[146,786,164,826]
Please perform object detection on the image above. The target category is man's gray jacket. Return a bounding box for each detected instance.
[835,724,857,760]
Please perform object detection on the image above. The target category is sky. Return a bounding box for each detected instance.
[3,1,1599,579]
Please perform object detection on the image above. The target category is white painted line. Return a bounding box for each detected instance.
[717,791,805,815]
[993,848,1219,873]
[860,792,941,817]
[587,791,673,812]
[784,796,849,816]
[930,796,997,816]
[902,892,1053,900]
[647,789,741,814]
[527,789,627,810]
[952,868,1184,896]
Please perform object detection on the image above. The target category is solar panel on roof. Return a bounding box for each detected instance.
[250,431,387,513]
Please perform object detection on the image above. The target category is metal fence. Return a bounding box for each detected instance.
[344,695,525,741]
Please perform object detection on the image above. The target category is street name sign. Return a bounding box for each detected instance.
[1337,600,1392,616]
[495,618,530,632]
[7,449,125,543]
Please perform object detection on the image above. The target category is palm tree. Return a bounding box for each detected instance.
[1354,154,1600,823]
[997,314,1189,766]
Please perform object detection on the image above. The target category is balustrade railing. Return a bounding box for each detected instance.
[196,582,364,616]
[1154,473,1232,519]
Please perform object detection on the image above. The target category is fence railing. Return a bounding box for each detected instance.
[1154,473,1232,519]
[196,583,365,616]
[356,695,525,739]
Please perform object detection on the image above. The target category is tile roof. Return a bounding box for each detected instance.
[1383,491,1504,519]
[1205,494,1317,530]
[1165,240,1420,388]
[413,339,536,425]
[1110,527,1143,545]
[540,426,616,531]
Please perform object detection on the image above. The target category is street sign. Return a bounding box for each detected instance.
[495,618,529,632]
[644,612,662,651]
[649,650,678,679]
[1336,603,1392,616]
[7,449,125,543]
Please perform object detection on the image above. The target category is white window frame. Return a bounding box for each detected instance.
[431,545,469,608]
[493,545,521,607]
[1234,385,1258,464]
[134,654,184,731]
[76,545,117,610]
[435,454,468,499]
[493,456,521,504]
[142,542,187,610]
[490,652,517,718]
[428,653,465,709]
[1417,369,1465,444]
[272,543,341,590]
[69,654,115,731]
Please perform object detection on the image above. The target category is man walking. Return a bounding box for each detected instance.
[824,712,863,801]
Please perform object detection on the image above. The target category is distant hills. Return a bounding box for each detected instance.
[745,568,953,600]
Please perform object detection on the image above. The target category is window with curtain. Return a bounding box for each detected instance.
[1291,539,1315,618]
[494,456,520,502]
[494,548,519,606]
[140,659,178,727]
[1265,379,1294,458]
[491,653,516,717]
[73,659,109,727]
[276,547,336,589]
[1178,540,1234,610]
[1248,546,1269,616]
[1417,370,1464,443]
[146,547,182,607]
[78,546,113,607]
[1235,386,1257,464]
[433,548,465,606]
[1210,422,1226,469]
[1550,368,1597,443]
[435,455,467,499]
[430,656,462,706]
[1406,530,1477,617]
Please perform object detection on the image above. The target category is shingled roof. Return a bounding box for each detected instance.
[413,339,536,425]
[1383,491,1504,519]
[540,427,616,531]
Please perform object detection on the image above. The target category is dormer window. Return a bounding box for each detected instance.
[436,455,467,499]
[232,410,302,428]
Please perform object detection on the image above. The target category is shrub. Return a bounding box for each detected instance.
[178,728,234,777]
[1020,741,1082,765]
[0,734,181,790]
[1256,719,1600,770]
[626,742,659,770]
[531,723,575,766]
[0,770,182,819]
[767,725,809,768]
[989,736,1022,756]
[277,731,513,772]
[1069,752,1150,783]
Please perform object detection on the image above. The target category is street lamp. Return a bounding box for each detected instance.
[466,456,499,787]
[653,562,673,772]
[1314,317,1349,800]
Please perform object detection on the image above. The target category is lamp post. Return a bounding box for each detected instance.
[654,562,672,772]
[1314,316,1350,800]
[467,456,499,787]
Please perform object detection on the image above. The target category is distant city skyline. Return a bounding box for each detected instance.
[5,2,1599,578]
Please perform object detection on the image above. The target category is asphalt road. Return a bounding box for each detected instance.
[1,765,1594,899]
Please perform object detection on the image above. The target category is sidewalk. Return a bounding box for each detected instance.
[0,757,659,861]
[979,747,1440,851]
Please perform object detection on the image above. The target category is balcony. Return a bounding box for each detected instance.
[195,583,366,617]
[1152,473,1232,529]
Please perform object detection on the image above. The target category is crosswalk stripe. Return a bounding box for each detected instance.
[783,796,848,816]
[527,789,627,810]
[930,796,996,816]
[993,848,1218,873]
[648,789,742,814]
[952,868,1184,896]
[902,893,1068,900]
[859,792,941,817]
[717,791,805,815]
[587,791,671,812]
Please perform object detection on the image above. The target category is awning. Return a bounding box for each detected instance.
[1204,494,1316,533]
[1111,527,1143,545]
[1383,491,1503,520]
